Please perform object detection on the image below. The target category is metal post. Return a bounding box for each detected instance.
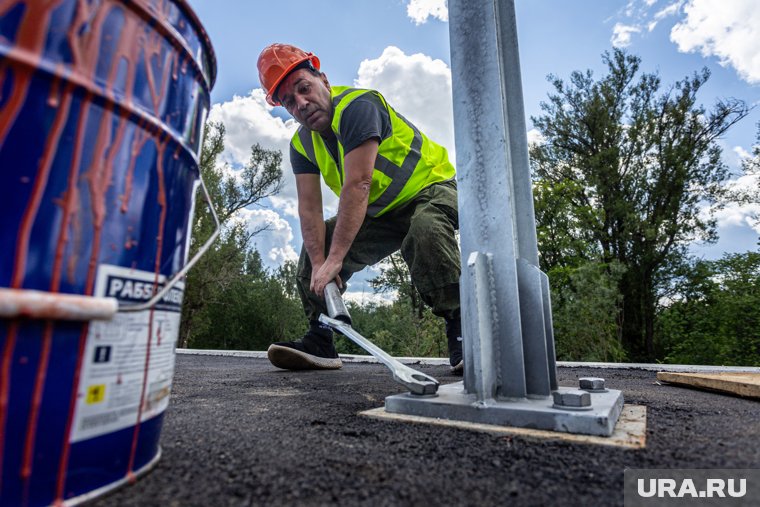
[384,0,624,436]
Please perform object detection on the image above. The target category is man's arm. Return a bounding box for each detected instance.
[310,138,379,296]
[295,172,327,289]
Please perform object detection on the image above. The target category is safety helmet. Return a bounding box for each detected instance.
[257,43,321,106]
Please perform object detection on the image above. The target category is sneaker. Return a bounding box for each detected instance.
[446,317,463,375]
[267,322,342,370]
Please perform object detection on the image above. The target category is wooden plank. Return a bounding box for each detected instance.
[657,372,760,399]
[360,404,647,449]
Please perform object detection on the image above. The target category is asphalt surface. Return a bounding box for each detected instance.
[92,355,760,507]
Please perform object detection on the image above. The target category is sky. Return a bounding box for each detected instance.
[186,0,760,304]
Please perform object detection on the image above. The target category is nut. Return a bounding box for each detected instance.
[552,389,591,408]
[579,377,606,391]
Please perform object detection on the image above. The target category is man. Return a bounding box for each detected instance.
[257,43,463,374]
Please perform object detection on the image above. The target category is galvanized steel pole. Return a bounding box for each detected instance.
[448,0,528,400]
[384,0,624,436]
[449,0,555,399]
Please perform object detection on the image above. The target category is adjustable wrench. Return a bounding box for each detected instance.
[319,282,439,395]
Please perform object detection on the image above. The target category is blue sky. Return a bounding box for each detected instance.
[187,0,759,303]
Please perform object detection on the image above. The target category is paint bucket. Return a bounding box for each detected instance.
[0,0,216,505]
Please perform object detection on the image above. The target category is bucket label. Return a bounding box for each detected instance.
[70,264,184,443]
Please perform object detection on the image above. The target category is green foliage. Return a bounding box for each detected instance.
[531,49,749,360]
[658,251,760,366]
[551,261,627,362]
[336,300,446,358]
[370,251,425,318]
[179,122,302,350]
[335,251,447,358]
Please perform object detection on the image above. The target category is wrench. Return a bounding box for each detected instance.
[319,282,439,396]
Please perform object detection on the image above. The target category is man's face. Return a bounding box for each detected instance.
[277,69,333,135]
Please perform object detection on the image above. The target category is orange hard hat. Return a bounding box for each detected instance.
[257,43,321,106]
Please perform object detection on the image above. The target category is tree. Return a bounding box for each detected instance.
[659,251,760,366]
[179,122,285,348]
[550,261,626,362]
[370,251,425,318]
[530,49,749,360]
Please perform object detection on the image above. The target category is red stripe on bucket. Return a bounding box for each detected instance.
[0,322,19,495]
[53,324,90,505]
[52,110,127,504]
[0,0,56,144]
[18,92,92,499]
[127,133,169,479]
[21,322,53,506]
[11,86,74,289]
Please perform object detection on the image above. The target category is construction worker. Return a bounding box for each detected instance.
[257,44,463,374]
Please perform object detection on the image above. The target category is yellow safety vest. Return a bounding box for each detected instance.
[290,86,455,217]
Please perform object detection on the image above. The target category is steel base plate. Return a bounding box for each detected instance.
[385,383,624,436]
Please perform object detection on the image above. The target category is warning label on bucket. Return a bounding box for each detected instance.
[70,264,184,443]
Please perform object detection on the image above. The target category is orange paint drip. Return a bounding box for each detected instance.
[0,0,23,17]
[0,63,7,102]
[47,68,64,108]
[51,95,90,293]
[144,31,173,115]
[126,134,168,476]
[0,321,19,496]
[22,91,91,504]
[0,63,30,151]
[53,324,90,505]
[120,123,149,213]
[20,322,53,506]
[10,85,73,289]
[66,0,110,79]
[0,0,63,146]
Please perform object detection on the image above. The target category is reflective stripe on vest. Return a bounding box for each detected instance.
[291,86,454,217]
[367,112,422,216]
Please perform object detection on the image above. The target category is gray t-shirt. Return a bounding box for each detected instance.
[290,92,392,175]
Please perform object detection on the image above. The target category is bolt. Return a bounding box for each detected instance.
[552,389,591,409]
[579,377,606,392]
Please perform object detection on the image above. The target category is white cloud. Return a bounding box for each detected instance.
[208,89,296,167]
[654,1,683,20]
[527,128,545,147]
[714,204,760,234]
[734,146,752,160]
[406,0,448,25]
[343,289,395,307]
[614,2,681,42]
[611,23,642,47]
[355,46,455,160]
[704,172,760,235]
[233,208,299,266]
[670,0,760,84]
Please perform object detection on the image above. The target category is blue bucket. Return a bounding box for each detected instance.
[0,0,216,505]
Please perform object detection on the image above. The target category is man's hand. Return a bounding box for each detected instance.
[311,256,343,297]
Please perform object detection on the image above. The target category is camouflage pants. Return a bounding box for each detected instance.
[297,179,461,322]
